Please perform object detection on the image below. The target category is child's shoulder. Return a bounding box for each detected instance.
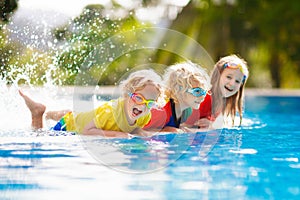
[95,99,119,112]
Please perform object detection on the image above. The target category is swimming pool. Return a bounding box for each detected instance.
[1,89,300,200]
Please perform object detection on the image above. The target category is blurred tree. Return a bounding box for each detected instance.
[2,0,186,86]
[52,3,155,85]
[248,0,300,87]
[166,0,300,88]
[0,0,53,85]
[2,0,300,88]
[0,0,18,81]
[0,0,18,23]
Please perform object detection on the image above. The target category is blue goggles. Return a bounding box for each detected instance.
[186,87,208,97]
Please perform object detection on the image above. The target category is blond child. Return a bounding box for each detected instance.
[143,61,211,133]
[184,54,249,129]
[19,69,163,138]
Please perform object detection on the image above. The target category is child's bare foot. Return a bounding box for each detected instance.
[19,90,46,129]
[19,90,46,116]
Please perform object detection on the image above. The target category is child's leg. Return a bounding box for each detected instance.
[19,90,46,129]
[45,110,71,121]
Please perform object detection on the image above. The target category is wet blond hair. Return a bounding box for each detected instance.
[119,69,163,99]
[164,61,211,103]
[210,54,249,126]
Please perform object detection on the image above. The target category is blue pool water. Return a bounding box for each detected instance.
[0,93,300,199]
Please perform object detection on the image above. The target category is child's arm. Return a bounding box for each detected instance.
[159,126,184,133]
[82,120,129,138]
[130,128,157,137]
[180,126,211,133]
[182,118,212,129]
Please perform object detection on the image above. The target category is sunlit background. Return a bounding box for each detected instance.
[1,0,300,88]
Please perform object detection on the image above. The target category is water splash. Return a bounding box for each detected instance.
[0,78,29,130]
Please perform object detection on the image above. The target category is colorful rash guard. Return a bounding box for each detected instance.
[52,98,151,133]
[184,94,214,126]
[143,98,192,130]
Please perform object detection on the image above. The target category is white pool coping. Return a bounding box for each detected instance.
[12,85,300,97]
[245,88,300,96]
[56,87,300,97]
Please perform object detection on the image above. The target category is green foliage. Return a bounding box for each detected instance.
[0,26,52,85]
[7,48,51,85]
[53,5,153,86]
[248,44,272,88]
[2,0,300,88]
[0,28,20,81]
[166,0,300,88]
[0,0,18,23]
[0,0,53,86]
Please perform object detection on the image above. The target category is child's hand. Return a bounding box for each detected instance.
[194,118,212,129]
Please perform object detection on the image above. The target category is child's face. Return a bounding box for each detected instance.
[182,79,207,109]
[126,84,159,122]
[219,68,244,98]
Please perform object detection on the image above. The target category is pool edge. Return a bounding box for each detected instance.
[245,88,300,97]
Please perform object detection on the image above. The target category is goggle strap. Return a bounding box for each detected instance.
[223,63,247,83]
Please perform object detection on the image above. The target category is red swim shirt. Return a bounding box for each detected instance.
[185,94,213,126]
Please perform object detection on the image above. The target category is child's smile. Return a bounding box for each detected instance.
[194,99,203,105]
[132,107,143,117]
[219,68,244,98]
[224,85,234,92]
